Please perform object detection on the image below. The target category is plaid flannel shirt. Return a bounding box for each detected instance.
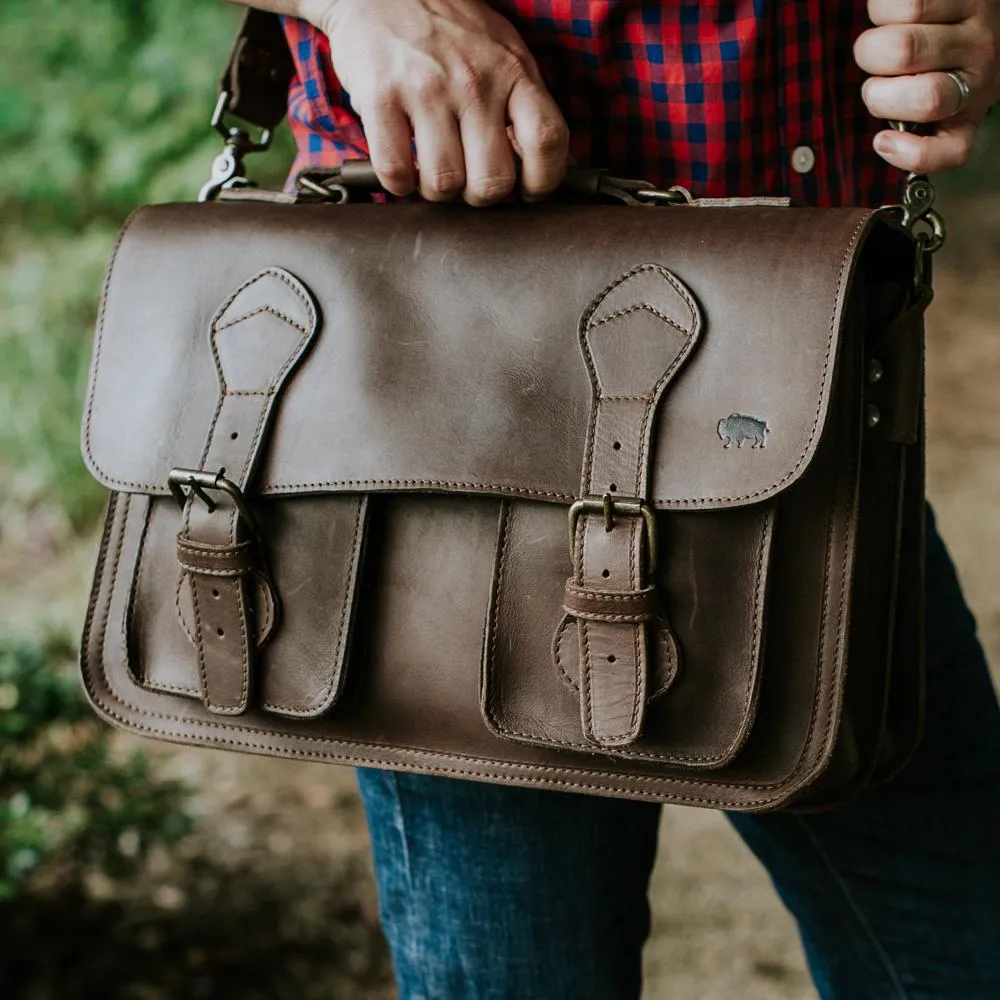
[283,1,902,208]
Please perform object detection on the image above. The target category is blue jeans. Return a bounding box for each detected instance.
[358,509,1000,999]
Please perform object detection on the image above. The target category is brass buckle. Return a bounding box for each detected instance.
[567,494,658,575]
[168,468,259,536]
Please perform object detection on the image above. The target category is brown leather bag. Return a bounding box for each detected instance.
[79,11,941,811]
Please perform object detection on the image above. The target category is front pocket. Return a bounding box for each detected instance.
[126,493,367,719]
[482,500,774,767]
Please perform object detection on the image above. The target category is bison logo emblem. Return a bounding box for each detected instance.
[718,413,769,448]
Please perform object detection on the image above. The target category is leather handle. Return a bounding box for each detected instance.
[297,159,673,205]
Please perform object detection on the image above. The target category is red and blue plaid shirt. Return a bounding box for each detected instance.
[283,1,902,208]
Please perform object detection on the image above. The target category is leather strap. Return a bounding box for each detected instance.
[563,264,701,748]
[220,9,294,130]
[178,268,318,715]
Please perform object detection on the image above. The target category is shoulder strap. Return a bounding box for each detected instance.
[220,8,294,130]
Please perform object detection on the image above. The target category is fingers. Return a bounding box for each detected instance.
[507,77,570,199]
[410,100,468,201]
[873,117,977,171]
[364,97,419,196]
[863,70,969,120]
[867,0,973,26]
[854,22,976,75]
[457,109,517,206]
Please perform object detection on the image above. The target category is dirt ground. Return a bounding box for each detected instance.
[4,192,999,999]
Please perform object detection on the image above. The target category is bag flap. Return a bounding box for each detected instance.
[83,201,884,510]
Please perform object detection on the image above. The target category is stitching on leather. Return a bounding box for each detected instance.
[215,304,310,336]
[83,208,147,488]
[588,302,689,336]
[234,578,250,711]
[268,480,577,499]
[565,587,655,602]
[582,264,698,332]
[810,409,860,773]
[582,621,597,738]
[176,564,245,577]
[145,678,199,696]
[564,611,649,623]
[212,268,316,344]
[189,570,213,709]
[83,495,806,806]
[628,521,643,739]
[553,615,579,692]
[650,621,677,698]
[255,571,274,647]
[176,572,196,645]
[208,277,312,404]
[238,387,277,485]
[656,213,870,505]
[262,496,366,716]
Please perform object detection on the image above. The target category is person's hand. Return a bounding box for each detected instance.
[239,0,570,204]
[855,0,1000,172]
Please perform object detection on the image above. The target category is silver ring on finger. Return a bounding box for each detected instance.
[944,70,972,115]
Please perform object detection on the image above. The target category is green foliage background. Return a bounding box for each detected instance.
[0,0,293,529]
[0,0,291,909]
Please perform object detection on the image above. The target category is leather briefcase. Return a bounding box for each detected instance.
[79,11,943,811]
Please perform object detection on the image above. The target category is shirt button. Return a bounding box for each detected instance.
[791,145,816,174]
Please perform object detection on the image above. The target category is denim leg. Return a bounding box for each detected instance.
[356,769,661,1000]
[729,507,1000,999]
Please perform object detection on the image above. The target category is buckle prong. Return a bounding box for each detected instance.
[168,468,259,535]
[568,495,658,576]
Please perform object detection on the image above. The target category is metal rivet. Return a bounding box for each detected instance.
[867,359,884,384]
[865,404,881,429]
[791,145,816,174]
